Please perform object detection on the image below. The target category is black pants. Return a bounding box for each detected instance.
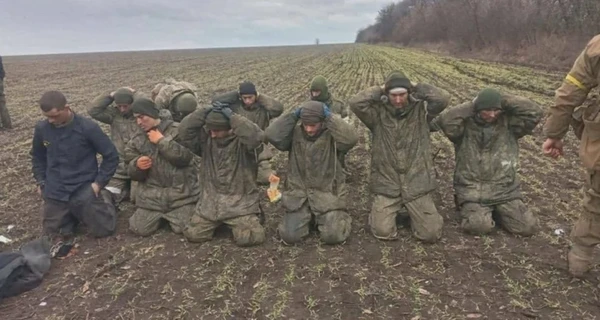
[42,184,117,238]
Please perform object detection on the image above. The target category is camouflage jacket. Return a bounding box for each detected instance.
[211,90,283,130]
[266,112,358,214]
[152,78,198,121]
[433,94,543,206]
[87,92,142,179]
[349,84,450,202]
[124,120,200,212]
[177,108,265,221]
[544,34,600,170]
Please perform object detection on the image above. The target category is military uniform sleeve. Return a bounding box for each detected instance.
[30,122,46,185]
[157,133,194,168]
[413,83,451,123]
[177,106,211,156]
[211,90,239,105]
[265,112,297,152]
[544,35,600,139]
[326,114,358,153]
[330,99,348,118]
[502,93,544,138]
[87,92,117,124]
[258,94,284,119]
[432,103,473,143]
[87,122,119,188]
[230,114,264,151]
[349,86,383,131]
[124,136,148,182]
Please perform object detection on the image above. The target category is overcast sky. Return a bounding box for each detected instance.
[0,0,390,56]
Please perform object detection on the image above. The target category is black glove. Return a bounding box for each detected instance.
[211,101,229,110]
[220,106,233,120]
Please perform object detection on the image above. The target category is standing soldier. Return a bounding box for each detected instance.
[543,34,600,277]
[266,101,358,245]
[308,75,349,119]
[124,98,200,236]
[31,91,118,256]
[433,88,543,236]
[0,55,12,130]
[151,78,199,122]
[177,103,266,247]
[349,70,450,243]
[87,87,141,204]
[211,81,283,185]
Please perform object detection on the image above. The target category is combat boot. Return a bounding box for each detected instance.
[568,244,593,278]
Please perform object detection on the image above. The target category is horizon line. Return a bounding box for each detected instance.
[3,42,356,58]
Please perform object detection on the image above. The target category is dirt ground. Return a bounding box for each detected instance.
[0,44,599,320]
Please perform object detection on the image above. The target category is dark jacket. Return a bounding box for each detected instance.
[31,113,119,201]
[0,56,5,80]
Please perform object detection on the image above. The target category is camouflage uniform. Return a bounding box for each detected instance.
[543,34,600,276]
[349,80,450,243]
[124,120,200,236]
[88,92,142,203]
[0,56,12,129]
[265,107,358,244]
[212,90,283,184]
[151,78,199,122]
[177,107,266,247]
[433,92,543,235]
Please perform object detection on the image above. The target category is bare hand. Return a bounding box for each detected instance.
[542,138,564,159]
[137,156,153,170]
[147,129,164,144]
[37,185,42,197]
[91,182,101,197]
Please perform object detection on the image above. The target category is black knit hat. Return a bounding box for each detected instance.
[239,81,257,95]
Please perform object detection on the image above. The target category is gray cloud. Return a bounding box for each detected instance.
[0,0,389,55]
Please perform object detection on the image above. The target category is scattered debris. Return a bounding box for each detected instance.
[554,228,565,236]
[39,302,47,307]
[418,288,431,295]
[0,235,12,244]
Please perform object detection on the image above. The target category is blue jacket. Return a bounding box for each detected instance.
[30,113,119,201]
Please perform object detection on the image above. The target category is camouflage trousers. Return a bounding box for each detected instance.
[278,202,352,245]
[183,214,265,247]
[0,79,12,129]
[42,184,117,238]
[129,205,194,236]
[369,193,443,243]
[571,170,600,250]
[106,177,136,205]
[459,199,538,236]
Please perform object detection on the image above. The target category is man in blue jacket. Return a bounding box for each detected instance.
[31,91,119,246]
[0,55,12,129]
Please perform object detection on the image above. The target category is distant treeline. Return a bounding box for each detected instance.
[356,0,600,69]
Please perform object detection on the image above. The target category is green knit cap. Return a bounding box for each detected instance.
[113,88,134,105]
[205,110,231,130]
[310,75,330,102]
[384,70,412,93]
[474,88,502,111]
[131,97,160,119]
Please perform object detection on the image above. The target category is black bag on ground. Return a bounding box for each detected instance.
[0,237,51,301]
